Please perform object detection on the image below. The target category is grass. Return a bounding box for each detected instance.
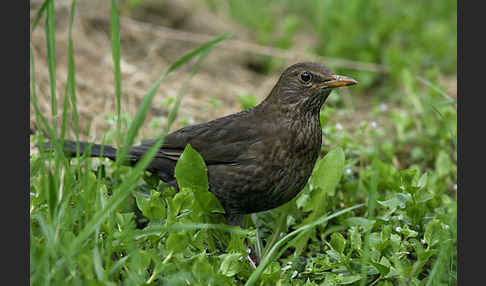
[30,0,456,285]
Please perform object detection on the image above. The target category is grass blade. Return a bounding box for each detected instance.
[110,0,123,149]
[67,0,80,155]
[31,0,49,33]
[45,0,57,135]
[165,48,211,134]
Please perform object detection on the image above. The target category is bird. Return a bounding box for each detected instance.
[44,62,357,226]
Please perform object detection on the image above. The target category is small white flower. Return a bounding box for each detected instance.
[188,118,195,125]
[380,103,388,111]
[371,121,377,128]
[345,168,352,175]
[397,215,403,220]
[421,238,426,244]
[336,123,343,130]
[454,184,457,190]
[395,226,402,232]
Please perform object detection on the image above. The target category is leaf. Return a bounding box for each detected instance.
[261,262,281,283]
[339,274,362,284]
[418,248,438,261]
[377,192,411,210]
[348,227,362,251]
[175,144,209,192]
[330,232,346,254]
[311,147,345,197]
[219,253,242,277]
[401,225,418,238]
[424,219,442,247]
[370,261,390,276]
[174,144,224,216]
[381,225,392,242]
[171,191,193,216]
[417,172,428,189]
[344,217,376,232]
[135,190,166,220]
[293,148,345,254]
[192,255,215,285]
[166,232,189,253]
[435,150,453,178]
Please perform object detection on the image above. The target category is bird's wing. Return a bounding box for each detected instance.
[132,109,260,165]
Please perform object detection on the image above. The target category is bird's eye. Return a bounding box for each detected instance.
[300,72,312,83]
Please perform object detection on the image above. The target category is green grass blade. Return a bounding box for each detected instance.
[45,0,57,135]
[110,0,123,149]
[165,33,231,74]
[30,0,49,33]
[165,48,211,134]
[67,0,80,155]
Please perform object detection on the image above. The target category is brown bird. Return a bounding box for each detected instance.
[48,62,357,225]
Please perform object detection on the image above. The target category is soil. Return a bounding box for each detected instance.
[30,0,277,141]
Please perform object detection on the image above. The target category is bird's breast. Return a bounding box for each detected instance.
[206,115,323,215]
[240,117,322,212]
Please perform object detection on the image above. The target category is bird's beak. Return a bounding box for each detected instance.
[321,75,358,88]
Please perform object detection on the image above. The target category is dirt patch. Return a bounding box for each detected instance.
[30,0,277,142]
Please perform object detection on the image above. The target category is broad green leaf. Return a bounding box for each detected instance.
[381,225,392,242]
[192,255,215,285]
[219,253,242,277]
[401,225,418,238]
[260,262,281,284]
[339,274,362,284]
[135,190,166,220]
[424,219,442,247]
[293,148,345,254]
[166,232,189,253]
[175,144,209,192]
[417,172,428,189]
[174,144,224,217]
[330,232,346,254]
[370,261,390,276]
[435,150,454,178]
[344,217,376,232]
[349,227,362,251]
[377,193,411,210]
[311,147,345,197]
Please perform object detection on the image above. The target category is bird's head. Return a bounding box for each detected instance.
[263,62,357,115]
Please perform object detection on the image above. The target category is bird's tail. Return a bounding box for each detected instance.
[42,140,118,161]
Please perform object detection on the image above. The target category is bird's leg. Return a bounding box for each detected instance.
[225,213,260,267]
[245,241,260,268]
[243,214,263,267]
